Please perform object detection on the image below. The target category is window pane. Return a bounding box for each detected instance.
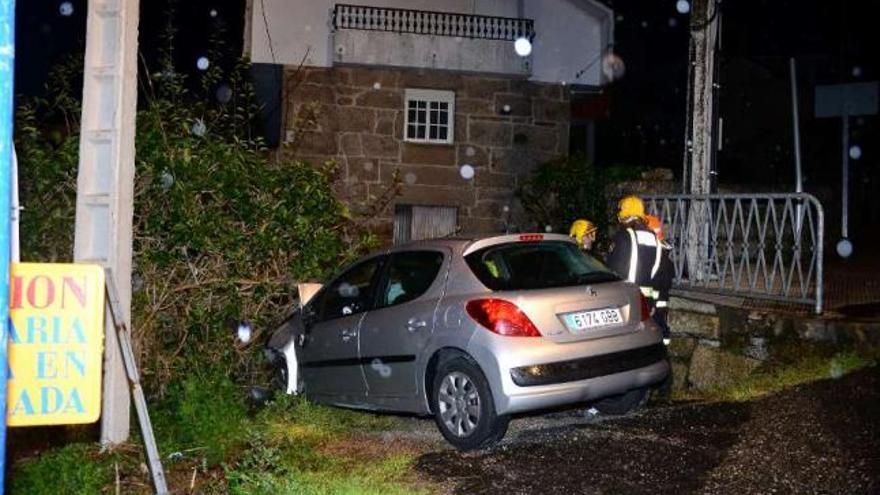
[408,100,417,110]
[439,102,448,111]
[430,110,438,124]
[438,127,448,140]
[418,101,427,110]
[407,124,417,139]
[417,125,426,139]
[465,241,618,291]
[430,101,439,110]
[381,251,445,307]
[408,108,416,123]
[316,257,384,320]
[439,111,448,125]
[418,109,426,122]
[429,125,438,139]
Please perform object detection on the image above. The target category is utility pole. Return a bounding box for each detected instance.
[683,0,721,282]
[74,0,140,445]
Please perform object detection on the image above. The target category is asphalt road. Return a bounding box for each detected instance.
[413,366,880,494]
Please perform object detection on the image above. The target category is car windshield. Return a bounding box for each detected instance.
[465,241,619,291]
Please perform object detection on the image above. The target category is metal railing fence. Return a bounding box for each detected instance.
[333,4,536,42]
[643,193,824,314]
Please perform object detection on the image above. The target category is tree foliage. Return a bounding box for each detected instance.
[16,48,374,396]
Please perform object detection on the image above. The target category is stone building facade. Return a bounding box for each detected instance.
[283,66,571,242]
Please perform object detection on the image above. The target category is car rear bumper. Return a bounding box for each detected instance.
[509,343,667,387]
[500,358,668,414]
[466,320,669,415]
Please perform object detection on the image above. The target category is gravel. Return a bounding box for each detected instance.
[412,366,880,494]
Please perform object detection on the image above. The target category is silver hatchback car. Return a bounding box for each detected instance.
[267,233,669,450]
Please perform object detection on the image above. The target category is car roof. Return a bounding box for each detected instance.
[388,233,576,255]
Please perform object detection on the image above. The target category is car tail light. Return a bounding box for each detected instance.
[518,234,544,242]
[465,299,542,337]
[639,293,651,322]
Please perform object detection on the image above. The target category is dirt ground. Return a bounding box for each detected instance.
[382,366,880,494]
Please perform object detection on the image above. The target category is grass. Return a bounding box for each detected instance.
[676,350,878,403]
[9,376,432,495]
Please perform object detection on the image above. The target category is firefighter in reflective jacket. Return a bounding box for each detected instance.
[607,196,672,345]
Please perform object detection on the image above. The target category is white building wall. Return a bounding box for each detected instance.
[247,0,610,85]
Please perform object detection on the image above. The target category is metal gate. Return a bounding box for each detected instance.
[643,193,825,314]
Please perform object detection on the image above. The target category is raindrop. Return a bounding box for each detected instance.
[404,172,417,185]
[676,0,691,14]
[209,9,218,18]
[502,205,510,213]
[849,145,862,160]
[514,37,532,57]
[455,36,463,42]
[852,66,862,78]
[502,104,512,113]
[159,171,174,190]
[836,239,853,259]
[561,81,567,86]
[132,274,145,293]
[602,52,626,81]
[640,20,648,28]
[363,161,374,171]
[659,138,667,146]
[372,82,382,90]
[668,17,678,27]
[544,225,553,233]
[59,1,73,16]
[616,14,625,22]
[305,25,312,32]
[459,164,475,180]
[191,119,206,137]
[196,56,210,71]
[338,282,358,297]
[215,84,233,104]
[237,321,252,344]
[465,146,476,157]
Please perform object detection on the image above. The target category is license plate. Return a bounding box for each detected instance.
[563,308,623,332]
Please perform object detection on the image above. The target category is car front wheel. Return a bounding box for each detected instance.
[431,356,509,451]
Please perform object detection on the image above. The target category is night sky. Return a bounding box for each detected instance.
[13,0,880,241]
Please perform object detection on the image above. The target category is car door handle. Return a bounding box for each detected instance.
[406,317,428,332]
[341,328,357,342]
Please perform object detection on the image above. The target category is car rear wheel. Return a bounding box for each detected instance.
[431,357,509,451]
[592,386,649,415]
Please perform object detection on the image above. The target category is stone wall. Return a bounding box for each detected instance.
[282,66,570,242]
[667,295,880,391]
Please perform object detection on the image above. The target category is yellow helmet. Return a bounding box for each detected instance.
[569,219,597,244]
[618,195,646,222]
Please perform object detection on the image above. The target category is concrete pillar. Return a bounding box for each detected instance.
[74,0,140,445]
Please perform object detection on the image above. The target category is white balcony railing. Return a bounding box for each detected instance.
[333,4,536,42]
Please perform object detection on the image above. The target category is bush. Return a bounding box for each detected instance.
[15,52,376,398]
[152,372,249,464]
[517,155,643,246]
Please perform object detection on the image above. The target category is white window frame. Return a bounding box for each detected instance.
[403,89,455,144]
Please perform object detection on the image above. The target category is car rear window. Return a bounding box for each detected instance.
[465,241,619,291]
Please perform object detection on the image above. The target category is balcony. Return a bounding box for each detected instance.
[331,4,535,76]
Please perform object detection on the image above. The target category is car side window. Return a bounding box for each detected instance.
[379,251,444,308]
[313,257,384,322]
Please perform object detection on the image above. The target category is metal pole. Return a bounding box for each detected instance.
[790,58,805,237]
[842,108,849,240]
[105,270,169,495]
[0,1,16,492]
[790,58,803,194]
